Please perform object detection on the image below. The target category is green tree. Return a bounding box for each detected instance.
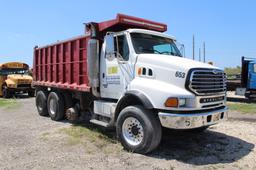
[224,66,241,75]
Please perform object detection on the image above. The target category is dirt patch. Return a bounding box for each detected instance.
[0,98,256,170]
[228,108,256,122]
[58,125,123,154]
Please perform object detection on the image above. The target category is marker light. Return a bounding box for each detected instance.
[165,98,186,107]
[165,98,178,107]
[138,68,142,75]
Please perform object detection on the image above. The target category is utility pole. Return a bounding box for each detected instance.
[183,44,186,58]
[192,35,195,60]
[199,48,201,62]
[203,42,206,63]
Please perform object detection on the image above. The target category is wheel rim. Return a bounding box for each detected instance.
[122,117,144,146]
[49,98,57,115]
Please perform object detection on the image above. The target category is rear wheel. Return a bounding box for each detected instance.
[47,92,65,121]
[116,105,162,154]
[36,91,48,116]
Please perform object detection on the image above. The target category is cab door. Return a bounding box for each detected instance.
[100,33,132,99]
[248,62,256,89]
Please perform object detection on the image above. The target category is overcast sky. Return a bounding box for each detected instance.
[0,0,256,68]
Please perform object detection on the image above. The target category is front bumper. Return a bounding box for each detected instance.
[158,107,228,129]
[8,87,33,92]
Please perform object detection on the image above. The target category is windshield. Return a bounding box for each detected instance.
[0,68,29,76]
[130,33,182,57]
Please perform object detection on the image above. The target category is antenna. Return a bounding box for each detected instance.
[203,42,206,63]
[183,44,186,58]
[199,48,201,62]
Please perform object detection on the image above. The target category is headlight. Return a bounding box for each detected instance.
[178,98,186,107]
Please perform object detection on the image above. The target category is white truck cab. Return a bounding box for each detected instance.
[100,28,227,123]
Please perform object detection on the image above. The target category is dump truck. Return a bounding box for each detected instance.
[228,57,256,99]
[33,14,228,153]
[0,62,34,98]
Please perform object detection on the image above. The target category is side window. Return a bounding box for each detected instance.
[254,64,256,73]
[115,35,129,61]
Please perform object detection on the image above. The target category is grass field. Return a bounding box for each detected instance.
[0,99,17,107]
[227,102,256,114]
[0,98,18,109]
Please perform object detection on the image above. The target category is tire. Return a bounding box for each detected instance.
[47,92,65,121]
[36,91,48,116]
[116,105,162,154]
[2,86,11,98]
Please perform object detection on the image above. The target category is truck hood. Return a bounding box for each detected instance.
[7,74,33,83]
[135,54,222,89]
[137,54,219,71]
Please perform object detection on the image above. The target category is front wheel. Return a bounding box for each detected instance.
[116,105,162,154]
[2,86,11,98]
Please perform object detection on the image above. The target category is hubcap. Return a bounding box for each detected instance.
[122,117,144,146]
[49,98,57,115]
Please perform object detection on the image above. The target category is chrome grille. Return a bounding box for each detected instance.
[18,80,29,84]
[189,69,226,95]
[17,84,31,88]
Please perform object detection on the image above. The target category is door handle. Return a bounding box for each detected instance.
[117,60,127,64]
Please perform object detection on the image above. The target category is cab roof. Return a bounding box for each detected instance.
[0,62,29,69]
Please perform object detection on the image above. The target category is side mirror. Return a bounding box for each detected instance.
[105,34,115,60]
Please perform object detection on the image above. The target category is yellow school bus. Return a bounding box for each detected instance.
[0,62,34,98]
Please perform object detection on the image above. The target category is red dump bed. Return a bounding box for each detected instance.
[33,14,167,92]
[33,35,90,91]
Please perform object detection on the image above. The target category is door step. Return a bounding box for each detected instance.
[90,119,110,127]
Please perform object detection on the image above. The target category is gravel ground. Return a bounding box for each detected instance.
[0,98,256,170]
